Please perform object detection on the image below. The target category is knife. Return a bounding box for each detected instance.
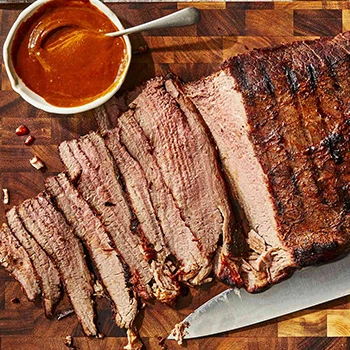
[168,252,350,340]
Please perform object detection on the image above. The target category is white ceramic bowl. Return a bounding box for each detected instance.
[3,0,132,114]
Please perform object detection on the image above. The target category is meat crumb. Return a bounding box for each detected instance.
[11,297,20,304]
[57,308,75,320]
[64,335,76,350]
[133,45,149,55]
[30,156,45,170]
[3,189,9,205]
[171,321,189,345]
[124,329,143,350]
[93,280,105,298]
[233,287,241,298]
[157,336,167,350]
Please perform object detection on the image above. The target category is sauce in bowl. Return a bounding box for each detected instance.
[11,0,127,108]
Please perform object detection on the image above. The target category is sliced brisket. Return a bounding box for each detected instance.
[6,207,61,317]
[184,32,350,291]
[18,193,97,336]
[185,71,281,291]
[98,109,181,302]
[0,223,41,301]
[105,111,210,285]
[45,173,138,328]
[59,132,176,302]
[104,76,239,286]
[130,77,228,260]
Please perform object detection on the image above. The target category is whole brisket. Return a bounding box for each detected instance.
[184,32,350,291]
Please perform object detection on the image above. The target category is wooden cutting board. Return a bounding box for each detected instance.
[1,2,350,349]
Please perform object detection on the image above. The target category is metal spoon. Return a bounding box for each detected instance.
[105,7,200,37]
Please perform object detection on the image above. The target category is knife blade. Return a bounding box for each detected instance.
[168,252,350,339]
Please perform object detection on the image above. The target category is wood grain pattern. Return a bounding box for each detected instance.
[245,9,294,36]
[278,310,327,337]
[1,2,350,349]
[327,310,350,337]
[294,10,342,36]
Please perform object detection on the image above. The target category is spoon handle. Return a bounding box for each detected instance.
[106,7,200,37]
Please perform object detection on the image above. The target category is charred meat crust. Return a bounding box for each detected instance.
[293,242,345,267]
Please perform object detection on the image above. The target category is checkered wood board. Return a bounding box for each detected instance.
[1,2,350,349]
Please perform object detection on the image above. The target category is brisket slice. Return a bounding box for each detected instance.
[104,111,210,285]
[59,132,174,302]
[18,193,97,337]
[184,32,350,291]
[0,223,41,301]
[45,173,138,328]
[6,207,61,317]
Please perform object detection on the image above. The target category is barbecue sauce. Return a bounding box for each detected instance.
[11,0,127,107]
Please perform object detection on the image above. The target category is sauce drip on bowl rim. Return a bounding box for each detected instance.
[11,0,127,108]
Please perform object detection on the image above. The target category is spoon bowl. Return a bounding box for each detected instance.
[3,0,132,114]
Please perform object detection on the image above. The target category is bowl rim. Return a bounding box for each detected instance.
[3,0,132,115]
